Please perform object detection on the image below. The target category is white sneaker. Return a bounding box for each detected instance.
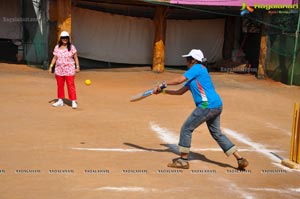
[72,101,77,109]
[52,99,64,107]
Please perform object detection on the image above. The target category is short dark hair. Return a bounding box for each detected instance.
[186,56,194,62]
[186,56,207,66]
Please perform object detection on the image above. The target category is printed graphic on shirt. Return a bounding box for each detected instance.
[53,45,77,76]
[196,79,208,102]
[184,64,222,109]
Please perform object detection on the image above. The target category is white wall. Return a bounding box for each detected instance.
[72,7,225,65]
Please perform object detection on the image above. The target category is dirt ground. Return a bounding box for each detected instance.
[1,62,300,199]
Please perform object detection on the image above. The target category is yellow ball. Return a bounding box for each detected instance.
[85,79,91,86]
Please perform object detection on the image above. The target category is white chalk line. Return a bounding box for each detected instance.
[71,122,261,153]
[265,122,291,136]
[95,186,148,192]
[150,121,283,161]
[229,183,255,199]
[150,122,300,173]
[71,148,147,152]
[94,186,189,193]
[218,177,255,199]
[222,128,298,172]
[71,147,263,153]
[247,187,300,194]
[71,122,298,197]
[272,162,300,173]
[150,122,178,144]
[94,185,300,198]
[149,121,283,153]
[150,121,178,152]
[222,128,282,163]
[71,122,283,156]
[150,122,300,197]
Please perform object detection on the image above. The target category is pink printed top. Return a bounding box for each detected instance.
[53,44,77,76]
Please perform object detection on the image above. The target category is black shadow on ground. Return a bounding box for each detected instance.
[124,142,236,169]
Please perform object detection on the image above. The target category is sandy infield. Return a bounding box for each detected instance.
[0,63,300,199]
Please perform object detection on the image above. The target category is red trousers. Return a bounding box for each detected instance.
[55,75,77,101]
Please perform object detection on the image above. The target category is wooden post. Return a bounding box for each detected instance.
[47,0,72,68]
[290,103,299,161]
[48,0,57,60]
[57,0,72,40]
[257,13,267,79]
[48,0,71,64]
[152,6,168,73]
[223,16,236,60]
[281,102,300,169]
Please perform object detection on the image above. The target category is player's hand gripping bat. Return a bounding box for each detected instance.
[130,83,166,102]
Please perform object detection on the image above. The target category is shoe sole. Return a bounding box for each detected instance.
[52,104,63,107]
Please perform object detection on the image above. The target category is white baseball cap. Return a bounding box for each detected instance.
[182,49,206,62]
[60,31,69,37]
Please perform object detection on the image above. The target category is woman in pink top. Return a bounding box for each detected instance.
[48,31,80,109]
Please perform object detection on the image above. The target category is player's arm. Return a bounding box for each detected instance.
[165,75,187,86]
[48,55,57,74]
[155,74,187,93]
[163,86,189,95]
[74,53,80,72]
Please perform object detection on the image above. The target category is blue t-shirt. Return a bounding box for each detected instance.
[184,64,222,108]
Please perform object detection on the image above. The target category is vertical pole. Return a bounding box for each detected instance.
[290,11,300,85]
[152,6,168,73]
[290,103,298,161]
[257,13,267,79]
[57,0,72,40]
[223,16,235,60]
[48,0,58,60]
[296,104,300,163]
[19,0,24,63]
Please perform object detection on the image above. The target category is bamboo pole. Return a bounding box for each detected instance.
[257,13,267,79]
[152,6,168,73]
[290,103,299,161]
[282,102,300,169]
[296,104,300,163]
[290,10,300,85]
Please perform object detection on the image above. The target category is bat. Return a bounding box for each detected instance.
[130,84,166,102]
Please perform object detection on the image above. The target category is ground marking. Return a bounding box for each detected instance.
[95,186,148,192]
[247,187,300,194]
[218,177,255,199]
[71,123,282,155]
[149,122,271,153]
[71,147,269,153]
[150,122,294,171]
[265,122,291,136]
[94,186,189,193]
[71,148,146,152]
[222,128,281,162]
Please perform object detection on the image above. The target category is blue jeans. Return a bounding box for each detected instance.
[178,107,237,156]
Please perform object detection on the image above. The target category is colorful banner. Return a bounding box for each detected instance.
[170,0,298,7]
